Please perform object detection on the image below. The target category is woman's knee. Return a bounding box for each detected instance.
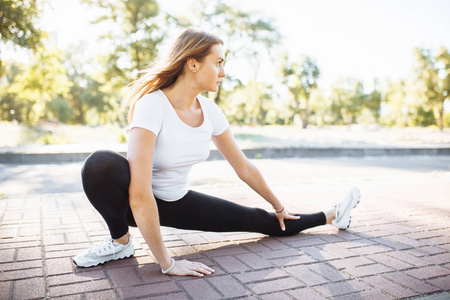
[81,150,130,186]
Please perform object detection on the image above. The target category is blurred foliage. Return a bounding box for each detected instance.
[1,45,71,124]
[444,112,450,127]
[188,0,281,104]
[414,47,450,131]
[81,0,166,124]
[0,0,44,48]
[383,79,415,127]
[414,106,437,127]
[62,43,112,125]
[0,0,449,132]
[0,0,45,76]
[281,55,320,128]
[222,79,275,125]
[81,0,164,87]
[328,78,366,125]
[365,79,382,122]
[37,130,71,145]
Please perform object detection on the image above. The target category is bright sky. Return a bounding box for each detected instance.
[40,0,450,91]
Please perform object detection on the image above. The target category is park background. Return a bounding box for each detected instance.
[1,2,450,299]
[1,0,450,147]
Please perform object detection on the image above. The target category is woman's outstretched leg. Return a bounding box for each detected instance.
[156,190,327,237]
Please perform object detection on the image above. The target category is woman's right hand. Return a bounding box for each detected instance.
[167,259,215,277]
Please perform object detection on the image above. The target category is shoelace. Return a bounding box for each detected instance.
[91,238,117,258]
[334,194,351,219]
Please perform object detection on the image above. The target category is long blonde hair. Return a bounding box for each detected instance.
[125,28,224,123]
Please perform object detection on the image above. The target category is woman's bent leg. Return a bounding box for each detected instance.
[157,190,326,237]
[81,150,136,239]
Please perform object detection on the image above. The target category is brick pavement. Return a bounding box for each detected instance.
[1,162,449,299]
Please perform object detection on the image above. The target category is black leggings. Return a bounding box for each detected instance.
[81,150,326,239]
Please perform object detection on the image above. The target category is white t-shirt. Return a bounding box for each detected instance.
[127,89,229,201]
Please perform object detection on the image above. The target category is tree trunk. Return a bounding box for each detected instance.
[26,102,33,124]
[293,96,301,126]
[438,104,444,131]
[78,103,85,124]
[302,100,309,129]
[259,99,265,125]
[76,94,83,124]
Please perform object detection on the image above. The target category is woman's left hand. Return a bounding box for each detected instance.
[275,208,300,231]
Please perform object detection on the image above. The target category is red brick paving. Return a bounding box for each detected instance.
[178,278,221,299]
[1,160,449,299]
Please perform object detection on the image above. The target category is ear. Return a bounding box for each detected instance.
[186,58,198,73]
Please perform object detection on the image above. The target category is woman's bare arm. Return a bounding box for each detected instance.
[127,127,214,276]
[127,128,172,269]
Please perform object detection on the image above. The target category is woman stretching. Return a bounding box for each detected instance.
[73,28,360,277]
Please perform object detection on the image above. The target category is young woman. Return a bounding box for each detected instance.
[73,28,360,277]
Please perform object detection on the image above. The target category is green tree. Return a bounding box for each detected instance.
[82,0,164,88]
[383,80,406,127]
[329,78,365,125]
[309,90,330,126]
[0,61,24,121]
[63,44,89,124]
[6,45,71,123]
[223,79,274,125]
[414,47,450,130]
[47,95,73,123]
[81,0,167,124]
[282,55,320,128]
[384,79,419,127]
[62,43,110,124]
[0,0,45,75]
[414,105,436,127]
[365,79,382,123]
[187,0,281,105]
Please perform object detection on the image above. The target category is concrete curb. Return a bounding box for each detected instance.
[1,146,450,164]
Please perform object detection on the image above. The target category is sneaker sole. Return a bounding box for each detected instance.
[73,252,135,268]
[334,189,361,230]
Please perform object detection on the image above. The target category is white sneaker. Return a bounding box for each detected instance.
[73,236,134,267]
[332,187,360,230]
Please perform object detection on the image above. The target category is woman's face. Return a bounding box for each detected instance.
[195,43,226,93]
